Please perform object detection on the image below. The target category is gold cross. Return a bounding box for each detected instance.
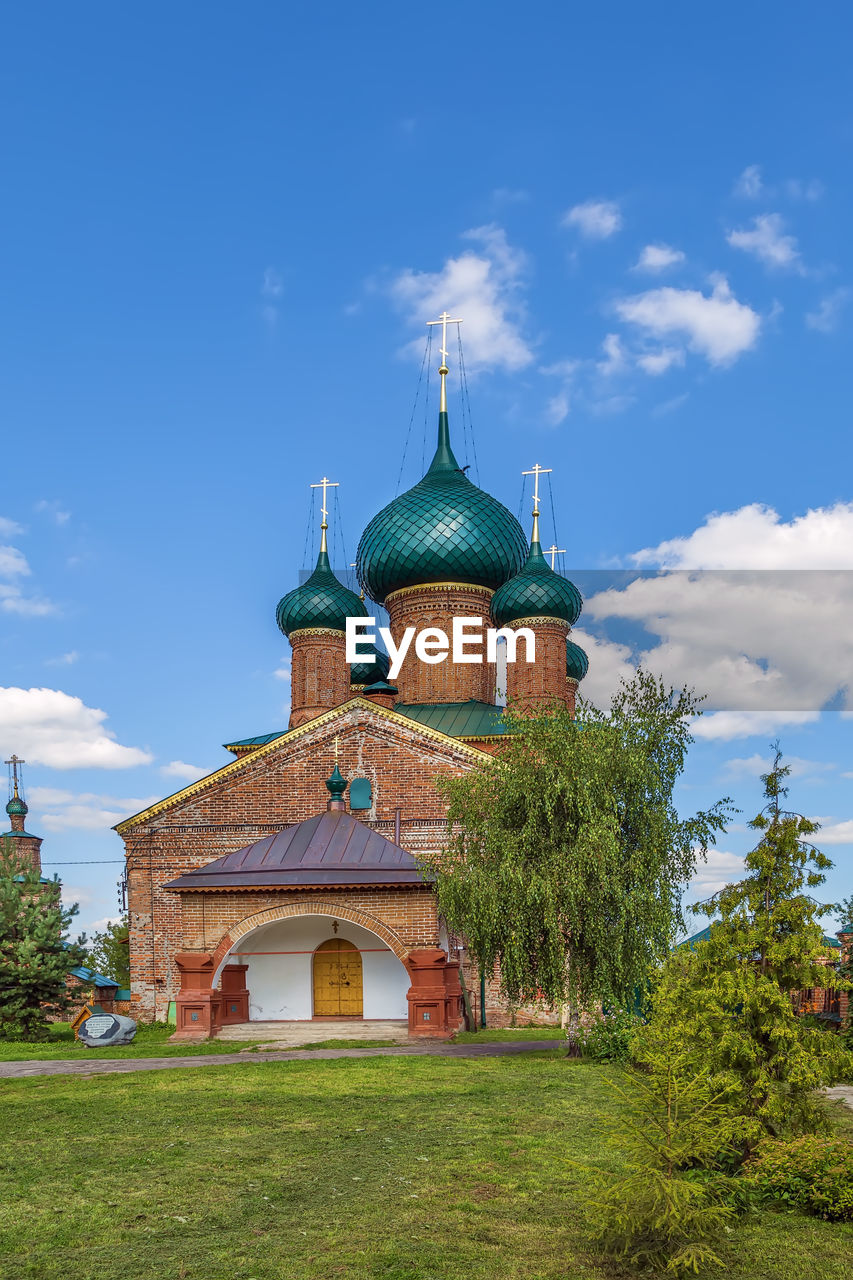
[333,736,340,763]
[426,311,463,368]
[310,476,339,553]
[547,544,566,570]
[4,753,24,798]
[521,463,552,516]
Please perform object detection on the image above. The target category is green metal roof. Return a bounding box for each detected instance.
[276,546,367,638]
[395,700,506,738]
[224,699,507,755]
[224,730,288,753]
[349,647,390,686]
[357,412,527,603]
[680,924,841,950]
[491,538,583,628]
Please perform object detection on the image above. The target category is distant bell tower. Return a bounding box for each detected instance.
[3,755,43,875]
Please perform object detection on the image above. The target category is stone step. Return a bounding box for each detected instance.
[215,1019,410,1045]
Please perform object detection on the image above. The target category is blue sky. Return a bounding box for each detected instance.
[1,4,850,936]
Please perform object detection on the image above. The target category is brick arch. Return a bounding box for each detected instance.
[211,900,411,972]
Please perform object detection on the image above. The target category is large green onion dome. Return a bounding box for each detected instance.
[566,640,589,682]
[276,546,367,638]
[490,535,583,627]
[356,412,528,604]
[349,646,390,686]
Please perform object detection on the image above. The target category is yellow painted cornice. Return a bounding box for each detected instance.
[384,581,494,605]
[115,697,490,835]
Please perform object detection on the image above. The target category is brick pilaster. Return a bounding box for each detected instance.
[384,583,496,704]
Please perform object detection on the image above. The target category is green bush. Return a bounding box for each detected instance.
[578,1008,644,1063]
[745,1135,853,1221]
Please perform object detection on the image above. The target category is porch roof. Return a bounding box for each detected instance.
[163,809,427,892]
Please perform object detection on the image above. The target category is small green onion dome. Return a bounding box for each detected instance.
[566,641,589,682]
[356,413,528,604]
[490,538,583,628]
[364,680,398,696]
[276,546,368,639]
[349,647,391,686]
[6,796,27,817]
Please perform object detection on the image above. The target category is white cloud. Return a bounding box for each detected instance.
[0,545,30,578]
[562,199,622,240]
[390,225,533,373]
[274,662,292,683]
[35,500,70,525]
[0,687,153,769]
[726,213,802,272]
[582,502,853,739]
[733,165,763,199]
[571,629,636,712]
[596,333,627,376]
[0,517,24,537]
[29,787,160,831]
[784,178,823,202]
[614,277,760,366]
[651,393,689,417]
[636,347,685,376]
[160,760,210,782]
[0,536,58,617]
[806,288,850,334]
[87,915,123,933]
[634,244,685,272]
[689,849,746,899]
[544,391,570,426]
[722,753,836,780]
[61,885,95,909]
[45,651,79,667]
[815,820,853,846]
[631,501,853,570]
[262,267,283,298]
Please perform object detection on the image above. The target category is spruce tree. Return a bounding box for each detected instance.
[634,747,852,1151]
[0,838,88,1040]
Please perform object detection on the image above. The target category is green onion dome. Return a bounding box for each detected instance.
[5,796,27,817]
[276,546,368,639]
[490,537,583,627]
[356,413,528,604]
[566,640,589,682]
[349,647,390,686]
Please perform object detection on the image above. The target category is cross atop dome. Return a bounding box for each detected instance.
[522,462,552,544]
[310,476,339,554]
[426,311,463,412]
[5,753,24,800]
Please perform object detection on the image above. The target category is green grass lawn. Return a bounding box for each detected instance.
[452,1027,567,1043]
[0,1022,259,1061]
[1,1054,851,1280]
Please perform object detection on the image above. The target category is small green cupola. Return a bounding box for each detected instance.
[6,796,27,818]
[276,482,367,638]
[566,641,589,682]
[349,647,391,687]
[490,490,582,628]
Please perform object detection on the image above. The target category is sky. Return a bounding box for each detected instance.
[1,4,851,938]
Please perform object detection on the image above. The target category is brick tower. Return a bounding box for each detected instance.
[2,755,42,874]
[276,477,368,729]
[490,472,584,714]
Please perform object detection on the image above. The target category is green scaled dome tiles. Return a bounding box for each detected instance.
[276,547,367,638]
[349,647,390,686]
[356,412,528,603]
[490,539,583,627]
[566,640,589,681]
[5,796,27,817]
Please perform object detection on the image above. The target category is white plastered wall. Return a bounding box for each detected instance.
[221,914,411,1021]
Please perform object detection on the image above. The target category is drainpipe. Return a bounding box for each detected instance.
[394,806,401,844]
[479,968,487,1028]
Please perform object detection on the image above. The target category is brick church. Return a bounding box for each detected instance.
[117,326,589,1039]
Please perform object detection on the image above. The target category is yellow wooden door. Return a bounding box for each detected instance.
[313,938,363,1016]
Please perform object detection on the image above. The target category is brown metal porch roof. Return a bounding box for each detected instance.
[163,809,427,891]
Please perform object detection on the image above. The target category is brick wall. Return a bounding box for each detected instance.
[385,583,497,704]
[289,628,349,727]
[122,703,480,1019]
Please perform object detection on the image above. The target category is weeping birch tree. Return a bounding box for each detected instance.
[425,671,731,1013]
